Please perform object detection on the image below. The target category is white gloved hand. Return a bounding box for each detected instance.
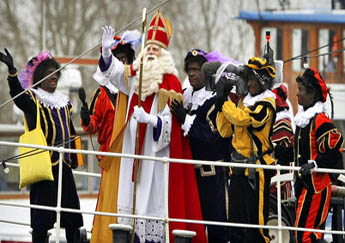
[133,106,158,127]
[101,25,115,58]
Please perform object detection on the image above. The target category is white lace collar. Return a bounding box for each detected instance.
[183,87,214,111]
[243,89,276,107]
[31,88,70,109]
[275,109,292,123]
[294,101,327,128]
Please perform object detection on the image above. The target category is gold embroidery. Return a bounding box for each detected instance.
[124,64,130,92]
[195,164,216,176]
[157,88,183,113]
[47,108,56,158]
[195,159,223,177]
[57,108,66,160]
[65,106,71,143]
[8,72,18,77]
[206,104,218,133]
[40,108,48,138]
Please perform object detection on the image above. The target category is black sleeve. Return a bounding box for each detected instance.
[315,120,344,168]
[8,73,36,114]
[274,144,293,165]
[315,151,343,169]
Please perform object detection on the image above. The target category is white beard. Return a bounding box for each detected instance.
[133,48,178,101]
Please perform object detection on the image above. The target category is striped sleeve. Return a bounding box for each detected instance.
[248,98,275,130]
[315,113,344,168]
[272,118,294,147]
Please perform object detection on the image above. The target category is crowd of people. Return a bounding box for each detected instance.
[0,8,344,243]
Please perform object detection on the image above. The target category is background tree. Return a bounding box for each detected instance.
[0,0,331,124]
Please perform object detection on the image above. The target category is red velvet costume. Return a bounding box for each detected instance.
[81,86,116,160]
[294,113,343,242]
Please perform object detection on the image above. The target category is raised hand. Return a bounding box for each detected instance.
[101,26,115,58]
[0,48,16,73]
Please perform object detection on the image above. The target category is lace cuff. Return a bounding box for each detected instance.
[181,114,196,136]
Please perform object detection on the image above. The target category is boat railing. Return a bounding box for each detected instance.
[0,140,345,243]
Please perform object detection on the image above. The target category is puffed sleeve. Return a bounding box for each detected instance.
[315,116,344,168]
[216,110,233,138]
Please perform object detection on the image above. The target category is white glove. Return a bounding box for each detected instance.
[101,25,115,58]
[308,160,318,169]
[133,106,158,127]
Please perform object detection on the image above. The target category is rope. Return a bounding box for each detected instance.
[0,0,169,109]
[287,48,345,61]
[284,36,345,63]
[1,136,80,165]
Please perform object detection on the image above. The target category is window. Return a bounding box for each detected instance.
[326,83,345,169]
[292,29,309,71]
[319,29,337,72]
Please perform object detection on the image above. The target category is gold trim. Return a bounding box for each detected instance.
[316,128,336,142]
[224,172,229,220]
[309,124,313,164]
[147,10,170,49]
[8,72,18,77]
[195,164,216,177]
[51,160,70,167]
[124,64,130,92]
[272,135,292,143]
[319,185,330,225]
[146,39,167,49]
[195,159,223,177]
[65,106,72,149]
[40,108,48,138]
[57,108,66,159]
[47,108,56,158]
[157,88,183,113]
[295,188,307,232]
[258,169,270,242]
[206,104,218,133]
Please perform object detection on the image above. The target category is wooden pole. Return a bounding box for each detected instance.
[131,8,147,243]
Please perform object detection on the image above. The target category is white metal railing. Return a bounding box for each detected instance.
[0,140,345,243]
[2,161,101,178]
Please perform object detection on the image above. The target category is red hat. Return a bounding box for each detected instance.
[303,68,328,102]
[273,84,289,109]
[146,10,171,49]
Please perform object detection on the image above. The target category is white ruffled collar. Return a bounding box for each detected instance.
[294,101,327,128]
[31,88,70,109]
[243,89,276,107]
[275,109,292,123]
[183,87,214,111]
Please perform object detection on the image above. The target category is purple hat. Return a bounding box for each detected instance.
[184,49,208,62]
[205,51,240,64]
[18,51,53,89]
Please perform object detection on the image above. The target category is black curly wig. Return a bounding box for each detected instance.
[32,58,61,88]
[184,55,207,73]
[296,68,324,103]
